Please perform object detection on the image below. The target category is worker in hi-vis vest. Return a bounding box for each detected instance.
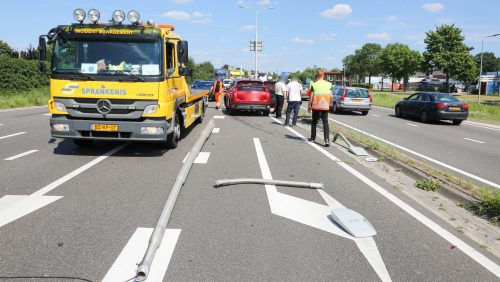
[308,69,333,147]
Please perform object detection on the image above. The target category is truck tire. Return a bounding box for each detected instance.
[73,139,93,147]
[166,114,180,149]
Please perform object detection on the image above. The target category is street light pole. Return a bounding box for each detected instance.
[239,5,273,80]
[478,33,500,103]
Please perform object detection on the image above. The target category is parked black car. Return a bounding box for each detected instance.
[395,92,468,125]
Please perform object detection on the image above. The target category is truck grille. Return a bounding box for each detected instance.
[54,98,154,120]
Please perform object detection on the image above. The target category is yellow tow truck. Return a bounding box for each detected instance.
[38,9,209,148]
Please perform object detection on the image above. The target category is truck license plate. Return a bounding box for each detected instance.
[91,124,118,132]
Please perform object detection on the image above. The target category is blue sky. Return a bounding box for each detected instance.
[1,0,500,73]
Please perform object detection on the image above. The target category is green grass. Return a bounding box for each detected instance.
[371,91,500,123]
[0,87,50,109]
[467,188,500,224]
[415,178,440,192]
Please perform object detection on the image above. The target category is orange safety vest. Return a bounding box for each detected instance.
[311,80,332,111]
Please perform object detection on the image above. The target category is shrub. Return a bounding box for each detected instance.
[349,83,373,89]
[0,55,49,90]
[467,188,500,223]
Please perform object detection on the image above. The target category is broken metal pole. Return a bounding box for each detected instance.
[215,178,323,189]
[135,119,215,281]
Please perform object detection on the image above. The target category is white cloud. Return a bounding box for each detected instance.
[320,4,352,19]
[422,3,444,13]
[163,10,212,24]
[386,16,397,22]
[320,33,337,40]
[239,24,256,32]
[171,0,194,4]
[291,37,314,44]
[257,0,271,5]
[367,33,391,40]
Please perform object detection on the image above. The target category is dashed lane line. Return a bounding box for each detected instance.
[213,115,225,119]
[463,137,485,144]
[405,122,418,127]
[4,150,38,161]
[182,152,211,164]
[0,132,26,140]
[212,127,220,134]
[271,116,500,278]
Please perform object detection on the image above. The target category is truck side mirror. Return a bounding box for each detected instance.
[38,37,47,73]
[178,40,188,66]
[38,37,46,61]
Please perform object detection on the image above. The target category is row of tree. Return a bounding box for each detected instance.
[343,24,497,92]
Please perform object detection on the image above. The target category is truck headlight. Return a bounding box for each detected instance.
[55,102,67,112]
[128,10,140,24]
[143,104,158,115]
[88,9,100,23]
[112,10,125,24]
[140,127,164,135]
[52,124,69,132]
[73,9,86,23]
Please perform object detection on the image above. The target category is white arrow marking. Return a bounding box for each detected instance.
[0,195,62,228]
[102,228,180,282]
[253,138,391,281]
[212,127,220,133]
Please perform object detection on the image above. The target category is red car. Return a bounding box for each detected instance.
[224,79,271,115]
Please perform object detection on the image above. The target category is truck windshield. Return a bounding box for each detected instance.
[53,38,162,76]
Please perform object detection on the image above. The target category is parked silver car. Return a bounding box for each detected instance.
[331,86,372,115]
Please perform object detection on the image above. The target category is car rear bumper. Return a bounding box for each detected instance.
[232,103,270,111]
[435,111,468,120]
[50,115,170,141]
[338,103,372,111]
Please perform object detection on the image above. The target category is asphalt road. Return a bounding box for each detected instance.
[327,105,500,189]
[0,104,499,281]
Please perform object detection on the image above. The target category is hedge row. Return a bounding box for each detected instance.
[0,55,49,90]
[349,83,373,89]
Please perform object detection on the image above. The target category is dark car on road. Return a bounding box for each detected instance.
[192,81,215,101]
[331,86,372,115]
[225,79,271,115]
[395,92,468,125]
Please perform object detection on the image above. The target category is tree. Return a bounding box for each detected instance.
[423,24,475,92]
[0,40,13,56]
[342,55,357,82]
[354,43,382,85]
[380,43,422,91]
[474,52,498,73]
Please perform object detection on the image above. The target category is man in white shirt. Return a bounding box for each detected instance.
[284,75,302,127]
[274,78,287,118]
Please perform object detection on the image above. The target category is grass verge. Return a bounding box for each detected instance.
[371,91,500,123]
[467,188,500,224]
[0,87,49,109]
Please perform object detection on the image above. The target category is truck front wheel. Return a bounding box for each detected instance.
[166,115,181,149]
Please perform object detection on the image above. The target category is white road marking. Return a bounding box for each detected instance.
[0,105,46,113]
[371,114,380,117]
[213,115,225,119]
[182,152,211,164]
[43,113,51,116]
[0,144,127,228]
[463,137,485,144]
[32,143,128,197]
[315,108,500,190]
[253,138,391,281]
[0,132,26,140]
[102,228,180,282]
[212,127,220,134]
[405,122,418,127]
[463,121,500,132]
[0,123,3,126]
[271,117,500,278]
[4,150,38,161]
[0,195,62,228]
